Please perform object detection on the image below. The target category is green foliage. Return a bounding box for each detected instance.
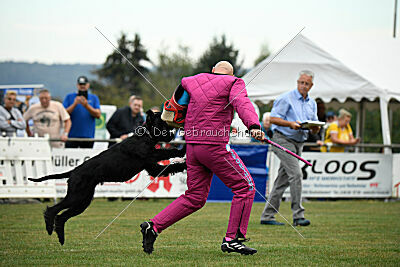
[363,109,383,152]
[95,33,151,96]
[194,35,244,77]
[1,199,399,266]
[90,80,130,108]
[391,109,400,153]
[141,46,195,110]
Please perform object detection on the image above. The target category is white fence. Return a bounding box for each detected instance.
[0,136,55,198]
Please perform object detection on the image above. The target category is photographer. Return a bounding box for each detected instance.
[63,76,101,148]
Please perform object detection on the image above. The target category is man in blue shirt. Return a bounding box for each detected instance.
[260,70,320,227]
[63,76,101,148]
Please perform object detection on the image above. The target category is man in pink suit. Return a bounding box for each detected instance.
[141,61,265,255]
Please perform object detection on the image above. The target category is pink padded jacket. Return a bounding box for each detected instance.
[182,73,260,144]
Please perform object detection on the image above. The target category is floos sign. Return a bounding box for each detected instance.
[268,153,392,198]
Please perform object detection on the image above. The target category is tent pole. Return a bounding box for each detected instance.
[380,97,392,154]
[361,102,366,153]
[356,102,361,153]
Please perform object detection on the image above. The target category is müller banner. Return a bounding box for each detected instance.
[51,148,188,198]
[268,152,392,198]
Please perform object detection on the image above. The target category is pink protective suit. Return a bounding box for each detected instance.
[152,73,260,239]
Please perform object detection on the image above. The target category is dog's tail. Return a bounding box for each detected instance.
[28,171,72,182]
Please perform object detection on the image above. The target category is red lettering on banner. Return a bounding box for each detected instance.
[395,182,400,198]
[370,183,379,188]
[125,172,141,184]
[147,160,172,192]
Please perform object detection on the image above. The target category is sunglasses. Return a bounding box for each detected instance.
[7,97,16,101]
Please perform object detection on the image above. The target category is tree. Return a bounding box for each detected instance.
[194,35,244,76]
[254,43,271,66]
[90,80,130,108]
[94,33,151,97]
[143,45,194,109]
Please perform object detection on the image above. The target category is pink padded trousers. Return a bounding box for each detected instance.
[151,143,255,239]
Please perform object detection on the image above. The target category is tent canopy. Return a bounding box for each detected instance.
[242,34,394,151]
[243,34,387,103]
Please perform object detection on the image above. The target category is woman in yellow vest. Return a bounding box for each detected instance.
[321,109,360,152]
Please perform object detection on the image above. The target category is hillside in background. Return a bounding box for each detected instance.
[0,62,99,99]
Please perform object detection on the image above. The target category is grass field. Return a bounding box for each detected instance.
[1,199,399,266]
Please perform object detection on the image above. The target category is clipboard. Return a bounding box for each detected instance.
[300,120,325,129]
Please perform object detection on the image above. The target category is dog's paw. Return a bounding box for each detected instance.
[43,207,54,235]
[55,217,65,245]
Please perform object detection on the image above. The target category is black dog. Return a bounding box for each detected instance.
[28,110,186,245]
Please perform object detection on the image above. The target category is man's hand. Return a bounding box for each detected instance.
[351,137,360,145]
[250,129,265,141]
[120,134,129,140]
[76,96,88,107]
[289,121,301,130]
[60,133,68,142]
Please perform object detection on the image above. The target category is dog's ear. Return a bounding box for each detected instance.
[146,109,154,125]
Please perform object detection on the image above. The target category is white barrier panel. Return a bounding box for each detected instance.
[0,136,55,198]
[269,152,392,198]
[52,148,187,198]
[392,154,400,198]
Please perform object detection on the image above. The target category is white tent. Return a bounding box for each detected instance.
[243,34,397,153]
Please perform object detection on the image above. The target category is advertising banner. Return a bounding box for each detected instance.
[392,154,400,198]
[51,148,187,198]
[207,144,268,202]
[268,152,392,198]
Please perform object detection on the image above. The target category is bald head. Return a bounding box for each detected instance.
[212,61,234,76]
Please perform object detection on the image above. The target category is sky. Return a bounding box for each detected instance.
[0,0,399,90]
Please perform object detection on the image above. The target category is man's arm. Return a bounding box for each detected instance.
[106,110,124,138]
[0,116,11,130]
[81,98,101,118]
[60,119,71,141]
[10,109,26,130]
[228,78,261,130]
[330,132,360,145]
[25,121,33,136]
[68,96,101,118]
[270,117,301,130]
[64,96,78,114]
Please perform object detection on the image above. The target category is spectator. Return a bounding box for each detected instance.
[24,89,71,148]
[15,96,28,114]
[317,110,336,146]
[106,96,144,145]
[251,112,272,142]
[63,76,101,148]
[304,99,326,151]
[260,70,320,227]
[325,111,336,124]
[321,108,360,152]
[0,91,26,136]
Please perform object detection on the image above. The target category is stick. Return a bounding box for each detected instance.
[264,138,312,166]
